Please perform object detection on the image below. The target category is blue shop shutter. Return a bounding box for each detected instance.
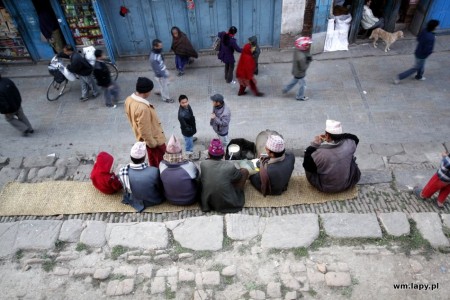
[313,0,332,34]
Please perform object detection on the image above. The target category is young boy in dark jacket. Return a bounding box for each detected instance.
[93,49,120,108]
[177,94,197,154]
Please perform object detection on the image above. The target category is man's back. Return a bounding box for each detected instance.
[128,166,163,211]
[200,159,243,213]
[0,77,21,114]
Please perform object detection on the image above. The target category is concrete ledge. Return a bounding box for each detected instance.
[321,213,382,238]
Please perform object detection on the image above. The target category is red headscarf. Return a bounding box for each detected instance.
[90,152,123,194]
[236,43,256,81]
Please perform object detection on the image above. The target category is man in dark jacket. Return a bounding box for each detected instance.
[303,120,361,193]
[394,19,439,83]
[93,49,120,108]
[250,135,295,196]
[218,26,242,84]
[62,45,99,101]
[282,36,312,101]
[200,139,249,213]
[0,75,34,136]
[177,94,197,154]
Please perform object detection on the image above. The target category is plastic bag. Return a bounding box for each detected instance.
[82,46,96,66]
[62,67,77,81]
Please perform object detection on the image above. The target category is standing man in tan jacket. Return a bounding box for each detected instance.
[125,77,167,167]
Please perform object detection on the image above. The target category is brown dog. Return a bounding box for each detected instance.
[369,28,404,52]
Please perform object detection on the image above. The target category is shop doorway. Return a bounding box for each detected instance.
[342,0,411,43]
[31,0,66,54]
[0,0,31,60]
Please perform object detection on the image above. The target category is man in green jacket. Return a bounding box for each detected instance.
[200,139,249,213]
[282,36,312,101]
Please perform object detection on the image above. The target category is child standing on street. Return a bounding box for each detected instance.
[93,49,120,108]
[150,39,174,103]
[178,94,197,154]
[413,151,450,209]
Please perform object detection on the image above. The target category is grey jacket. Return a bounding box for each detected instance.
[303,134,361,193]
[250,152,295,195]
[149,51,168,78]
[210,104,231,136]
[291,50,312,79]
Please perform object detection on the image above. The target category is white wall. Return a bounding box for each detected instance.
[281,0,306,35]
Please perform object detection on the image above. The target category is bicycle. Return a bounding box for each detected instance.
[47,55,70,101]
[47,55,119,101]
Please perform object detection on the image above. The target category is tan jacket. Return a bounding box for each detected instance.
[125,93,166,148]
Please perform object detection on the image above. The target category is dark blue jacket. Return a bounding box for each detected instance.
[415,29,435,59]
[217,31,242,64]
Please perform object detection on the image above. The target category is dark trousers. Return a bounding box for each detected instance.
[224,62,235,83]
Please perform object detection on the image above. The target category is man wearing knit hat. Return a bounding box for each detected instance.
[303,119,361,193]
[282,36,312,101]
[118,141,164,212]
[200,138,249,213]
[159,134,200,206]
[210,94,231,146]
[124,77,167,167]
[250,134,295,196]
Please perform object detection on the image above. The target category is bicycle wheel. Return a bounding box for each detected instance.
[105,62,119,81]
[47,79,68,101]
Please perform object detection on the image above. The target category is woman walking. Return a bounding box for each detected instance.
[170,26,198,76]
[217,26,242,84]
[236,43,263,96]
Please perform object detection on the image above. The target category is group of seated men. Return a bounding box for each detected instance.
[90,120,361,213]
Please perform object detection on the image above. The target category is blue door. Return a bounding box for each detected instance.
[100,0,282,57]
[313,0,332,34]
[4,0,54,61]
[427,0,450,29]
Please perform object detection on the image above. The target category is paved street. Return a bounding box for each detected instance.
[0,33,449,299]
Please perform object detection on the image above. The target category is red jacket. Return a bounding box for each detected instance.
[90,152,122,194]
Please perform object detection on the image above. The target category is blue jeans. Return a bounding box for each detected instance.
[283,77,306,99]
[175,55,189,72]
[103,81,120,106]
[184,135,194,152]
[398,57,426,80]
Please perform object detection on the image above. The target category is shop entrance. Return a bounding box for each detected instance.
[334,0,414,44]
[0,0,31,60]
[31,0,66,54]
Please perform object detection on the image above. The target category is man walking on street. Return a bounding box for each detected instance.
[62,45,99,101]
[0,75,34,136]
[210,94,231,147]
[124,77,167,167]
[282,36,313,101]
[394,19,439,84]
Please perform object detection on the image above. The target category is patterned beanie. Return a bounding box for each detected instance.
[130,142,147,159]
[166,134,182,154]
[208,138,224,156]
[266,135,285,153]
[325,119,343,134]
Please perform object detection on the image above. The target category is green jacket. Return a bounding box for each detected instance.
[291,50,311,79]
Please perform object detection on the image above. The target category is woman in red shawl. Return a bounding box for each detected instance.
[171,26,198,77]
[236,43,264,96]
[90,152,122,194]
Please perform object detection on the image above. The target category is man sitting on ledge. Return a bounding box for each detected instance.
[250,135,295,196]
[303,120,361,193]
[119,141,164,212]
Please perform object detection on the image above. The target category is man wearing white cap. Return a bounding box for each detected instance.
[250,135,295,196]
[118,141,164,212]
[282,36,312,101]
[303,120,361,193]
[159,134,200,206]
